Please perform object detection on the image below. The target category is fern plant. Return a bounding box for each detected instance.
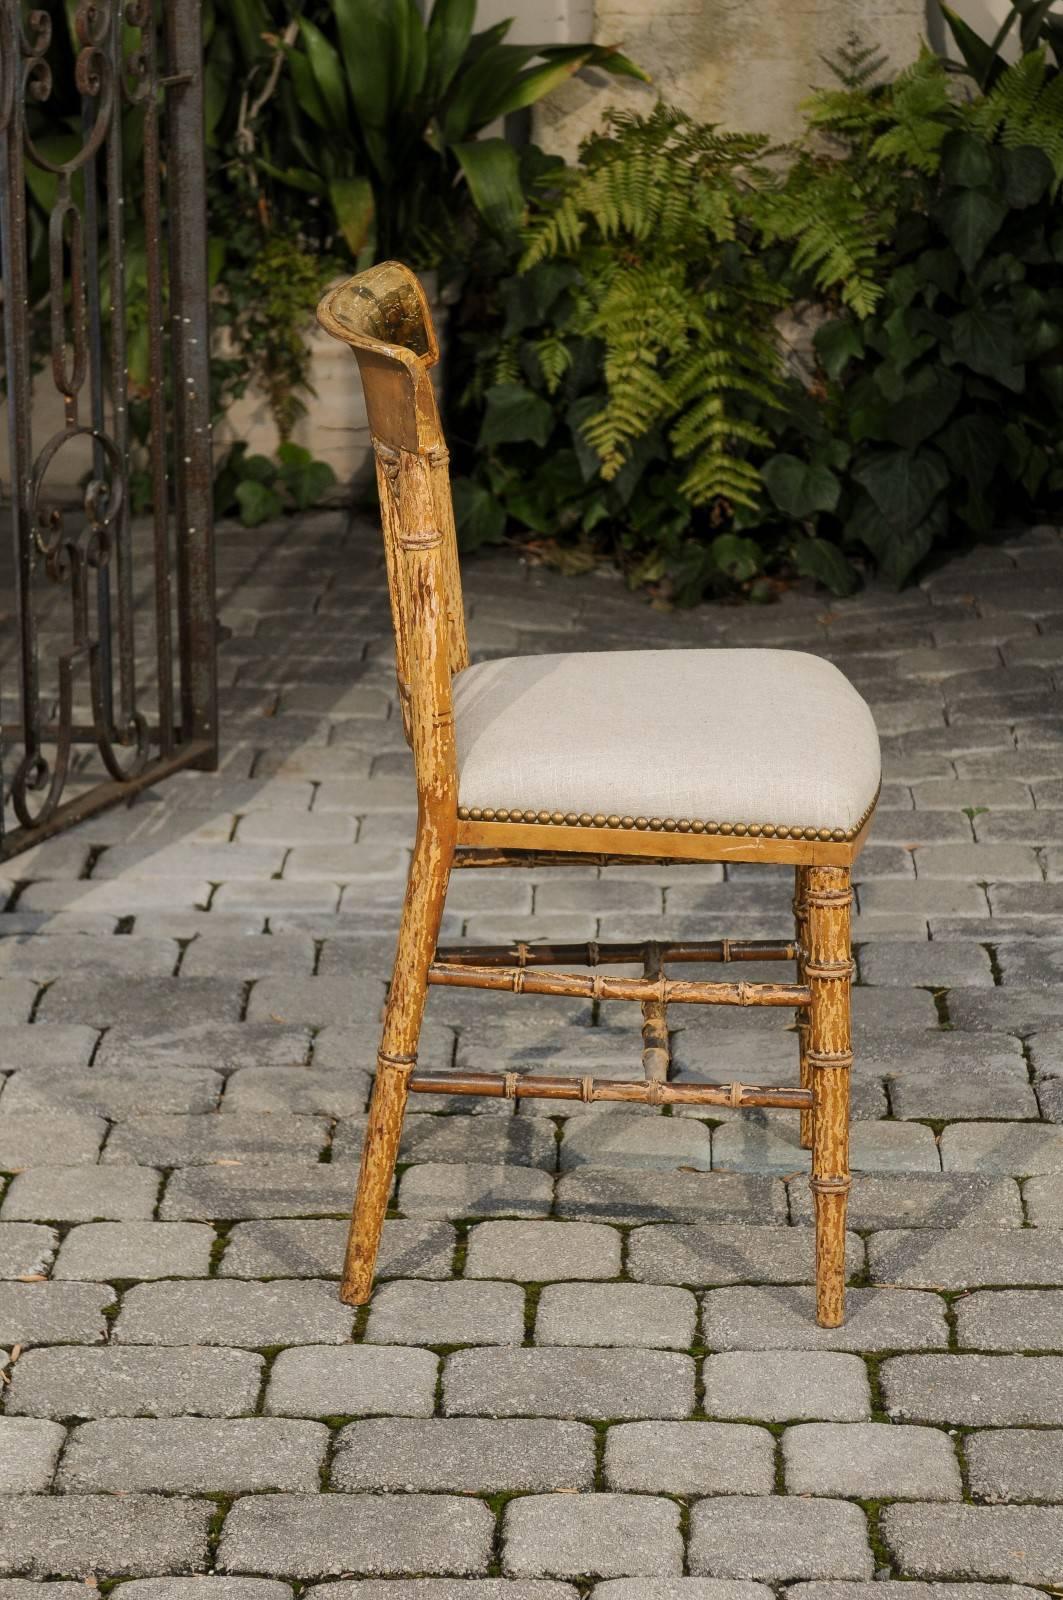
[517,108,787,514]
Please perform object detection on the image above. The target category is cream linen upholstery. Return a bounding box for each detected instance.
[453,648,880,837]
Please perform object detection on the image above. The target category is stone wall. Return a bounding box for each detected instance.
[530,0,931,152]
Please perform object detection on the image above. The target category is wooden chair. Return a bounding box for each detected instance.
[317,261,880,1328]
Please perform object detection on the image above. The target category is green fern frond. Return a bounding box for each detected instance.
[970,51,1063,177]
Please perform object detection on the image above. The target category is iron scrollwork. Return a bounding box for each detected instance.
[0,0,217,854]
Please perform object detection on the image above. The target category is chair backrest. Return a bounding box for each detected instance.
[317,264,468,777]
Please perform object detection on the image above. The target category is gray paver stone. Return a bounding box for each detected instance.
[869,1229,1063,1288]
[556,1168,786,1226]
[160,1161,362,1221]
[783,1421,962,1499]
[114,1279,354,1346]
[96,1022,311,1074]
[0,1027,96,1072]
[503,1494,683,1580]
[0,1419,65,1491]
[4,1345,262,1418]
[627,1224,864,1285]
[53,1223,215,1280]
[103,1111,328,1166]
[534,1282,696,1349]
[217,1493,494,1579]
[1025,1174,1063,1226]
[560,1112,712,1171]
[1,1167,160,1222]
[332,1417,595,1491]
[0,1115,106,1168]
[0,1282,111,1345]
[859,942,994,986]
[881,1504,1063,1583]
[788,1172,1022,1230]
[221,1218,455,1279]
[365,1280,525,1345]
[465,1221,621,1281]
[0,1225,56,1279]
[116,1584,291,1600]
[941,1122,1063,1173]
[245,976,385,1026]
[57,1417,328,1492]
[701,1352,871,1422]
[701,1287,948,1351]
[305,1584,577,1599]
[604,1420,774,1494]
[965,1428,1063,1502]
[591,1587,771,1600]
[0,1494,212,1577]
[397,1163,553,1219]
[2,1068,223,1118]
[443,1347,695,1420]
[265,1344,438,1417]
[785,1587,1042,1600]
[882,1354,1063,1424]
[36,976,243,1028]
[956,1289,1063,1350]
[221,1067,370,1116]
[689,1498,873,1581]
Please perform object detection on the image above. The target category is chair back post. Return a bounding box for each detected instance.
[317,264,467,821]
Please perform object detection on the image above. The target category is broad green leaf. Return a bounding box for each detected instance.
[228,0,270,67]
[762,453,841,518]
[1002,145,1054,207]
[501,261,579,335]
[883,366,962,449]
[452,476,507,549]
[401,0,428,104]
[937,412,1002,491]
[813,319,864,380]
[442,43,546,142]
[257,160,328,196]
[793,536,858,595]
[454,138,523,237]
[709,533,761,582]
[287,47,332,130]
[297,17,348,132]
[940,129,996,188]
[852,447,949,533]
[236,479,285,527]
[936,187,1007,273]
[951,304,1023,388]
[425,0,476,98]
[940,4,999,87]
[479,383,554,448]
[328,176,375,258]
[334,0,397,129]
[859,497,948,586]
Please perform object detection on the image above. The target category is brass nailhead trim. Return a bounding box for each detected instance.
[457,789,878,845]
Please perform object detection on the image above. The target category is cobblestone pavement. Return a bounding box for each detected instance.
[1,511,1063,1596]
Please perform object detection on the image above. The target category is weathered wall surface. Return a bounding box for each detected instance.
[530,0,931,151]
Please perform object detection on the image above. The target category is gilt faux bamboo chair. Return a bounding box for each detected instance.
[317,261,880,1328]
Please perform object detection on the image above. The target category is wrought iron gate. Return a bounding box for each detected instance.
[0,0,217,859]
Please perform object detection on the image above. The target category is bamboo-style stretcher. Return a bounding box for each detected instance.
[317,262,878,1329]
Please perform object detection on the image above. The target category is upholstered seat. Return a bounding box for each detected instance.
[454,647,881,842]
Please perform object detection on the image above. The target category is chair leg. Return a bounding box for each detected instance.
[340,822,454,1306]
[794,867,813,1150]
[805,863,853,1328]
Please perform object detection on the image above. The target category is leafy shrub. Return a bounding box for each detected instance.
[452,39,1063,599]
[214,443,337,526]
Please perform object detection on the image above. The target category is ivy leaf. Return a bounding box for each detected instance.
[951,305,1024,389]
[1002,145,1055,208]
[854,496,949,586]
[937,412,1001,491]
[936,188,1007,273]
[813,319,864,380]
[452,477,507,549]
[762,454,841,518]
[235,479,285,528]
[884,366,962,449]
[852,447,949,533]
[940,130,996,188]
[478,383,554,448]
[709,533,762,582]
[793,536,858,596]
